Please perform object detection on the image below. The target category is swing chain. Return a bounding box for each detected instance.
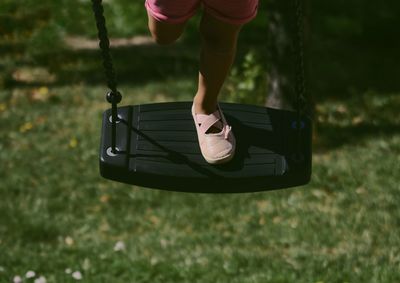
[293,0,307,157]
[92,0,121,153]
[294,0,307,113]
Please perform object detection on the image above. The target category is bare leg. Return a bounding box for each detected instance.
[147,11,187,45]
[194,11,243,117]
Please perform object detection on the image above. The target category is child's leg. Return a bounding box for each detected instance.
[147,10,187,45]
[193,11,243,116]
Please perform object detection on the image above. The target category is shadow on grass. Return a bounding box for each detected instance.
[4,37,400,100]
[308,39,400,101]
[315,122,400,152]
[3,43,201,88]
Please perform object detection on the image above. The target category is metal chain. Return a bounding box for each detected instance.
[91,0,119,94]
[293,0,307,157]
[294,0,307,114]
[91,0,122,153]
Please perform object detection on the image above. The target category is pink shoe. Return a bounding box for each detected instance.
[191,103,236,164]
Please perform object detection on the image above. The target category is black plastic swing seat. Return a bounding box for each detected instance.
[99,101,312,193]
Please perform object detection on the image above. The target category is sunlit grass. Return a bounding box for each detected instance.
[0,82,399,282]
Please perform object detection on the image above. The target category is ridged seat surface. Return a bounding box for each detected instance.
[99,102,312,193]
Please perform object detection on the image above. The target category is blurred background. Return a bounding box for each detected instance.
[0,0,399,282]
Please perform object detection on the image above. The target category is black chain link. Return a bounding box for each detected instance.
[293,0,307,156]
[92,0,122,153]
[294,0,307,113]
[91,0,119,95]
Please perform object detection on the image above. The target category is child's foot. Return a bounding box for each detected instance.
[191,103,236,164]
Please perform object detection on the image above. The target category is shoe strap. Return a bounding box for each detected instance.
[223,125,232,139]
[196,111,221,134]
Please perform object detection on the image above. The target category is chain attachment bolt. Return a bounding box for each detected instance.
[106,91,122,104]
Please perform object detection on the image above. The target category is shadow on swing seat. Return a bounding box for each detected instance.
[99,101,312,193]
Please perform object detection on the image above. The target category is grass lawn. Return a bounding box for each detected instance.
[0,76,399,283]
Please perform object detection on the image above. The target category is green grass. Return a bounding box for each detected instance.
[0,79,399,283]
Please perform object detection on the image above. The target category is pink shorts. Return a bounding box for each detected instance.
[145,0,259,25]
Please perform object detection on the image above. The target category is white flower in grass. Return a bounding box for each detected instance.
[72,271,83,280]
[26,270,36,278]
[13,275,22,283]
[82,258,91,271]
[65,268,72,274]
[34,276,47,283]
[150,257,158,266]
[0,266,5,272]
[65,236,74,246]
[113,241,126,252]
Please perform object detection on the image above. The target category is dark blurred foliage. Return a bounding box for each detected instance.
[307,0,400,104]
[1,0,399,100]
[311,0,399,43]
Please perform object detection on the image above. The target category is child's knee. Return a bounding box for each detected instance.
[148,27,178,45]
[200,28,237,53]
[148,16,185,45]
[150,32,178,45]
[199,13,242,53]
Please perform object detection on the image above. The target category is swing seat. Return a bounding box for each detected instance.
[99,101,312,193]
